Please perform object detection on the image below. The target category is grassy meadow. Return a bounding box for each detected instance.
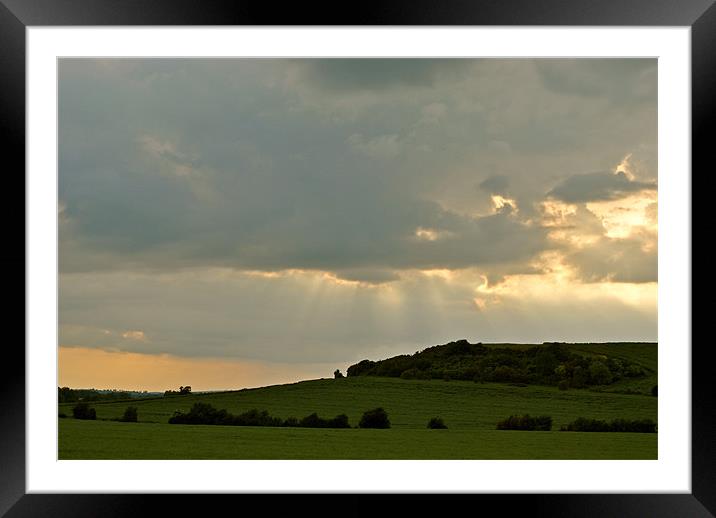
[58,343,657,459]
[59,418,656,460]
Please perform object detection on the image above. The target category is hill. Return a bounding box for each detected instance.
[346,340,657,395]
[58,341,658,460]
[59,375,656,430]
[58,375,657,459]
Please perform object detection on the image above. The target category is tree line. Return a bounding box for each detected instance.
[168,402,391,429]
[63,401,656,433]
[58,386,148,403]
[346,340,648,389]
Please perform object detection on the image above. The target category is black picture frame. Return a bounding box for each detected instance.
[1,0,708,516]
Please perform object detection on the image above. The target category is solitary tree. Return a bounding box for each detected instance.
[334,369,344,379]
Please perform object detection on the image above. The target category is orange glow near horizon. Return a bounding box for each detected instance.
[58,346,338,392]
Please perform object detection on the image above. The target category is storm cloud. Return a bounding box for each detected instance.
[58,58,658,365]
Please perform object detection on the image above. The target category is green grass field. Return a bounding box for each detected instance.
[59,343,658,459]
[59,418,656,459]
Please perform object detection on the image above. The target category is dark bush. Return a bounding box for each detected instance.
[496,414,551,431]
[427,417,447,429]
[298,412,351,428]
[359,407,391,429]
[560,417,610,432]
[230,408,283,427]
[58,412,67,418]
[282,416,299,427]
[327,414,350,428]
[560,417,656,433]
[72,402,97,420]
[651,385,658,396]
[558,379,570,391]
[120,406,138,422]
[534,415,552,430]
[334,369,344,379]
[299,412,323,428]
[627,419,657,433]
[168,403,352,428]
[169,402,227,425]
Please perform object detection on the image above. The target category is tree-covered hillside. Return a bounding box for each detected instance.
[347,340,653,390]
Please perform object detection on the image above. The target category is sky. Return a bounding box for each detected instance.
[58,58,657,391]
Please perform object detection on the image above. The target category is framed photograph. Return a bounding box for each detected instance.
[3,0,708,515]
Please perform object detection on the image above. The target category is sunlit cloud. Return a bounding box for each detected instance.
[491,195,518,213]
[121,330,147,342]
[414,227,456,242]
[540,200,578,226]
[587,191,658,239]
[614,153,635,180]
[474,256,656,311]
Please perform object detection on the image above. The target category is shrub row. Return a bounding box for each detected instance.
[496,414,552,431]
[69,403,139,422]
[67,402,655,435]
[495,414,656,433]
[169,403,285,427]
[296,412,350,429]
[168,403,392,429]
[560,417,657,433]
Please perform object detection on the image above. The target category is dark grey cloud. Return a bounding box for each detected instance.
[547,171,656,203]
[57,58,658,362]
[58,59,556,281]
[479,175,510,194]
[536,59,657,102]
[59,59,656,281]
[299,59,472,92]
